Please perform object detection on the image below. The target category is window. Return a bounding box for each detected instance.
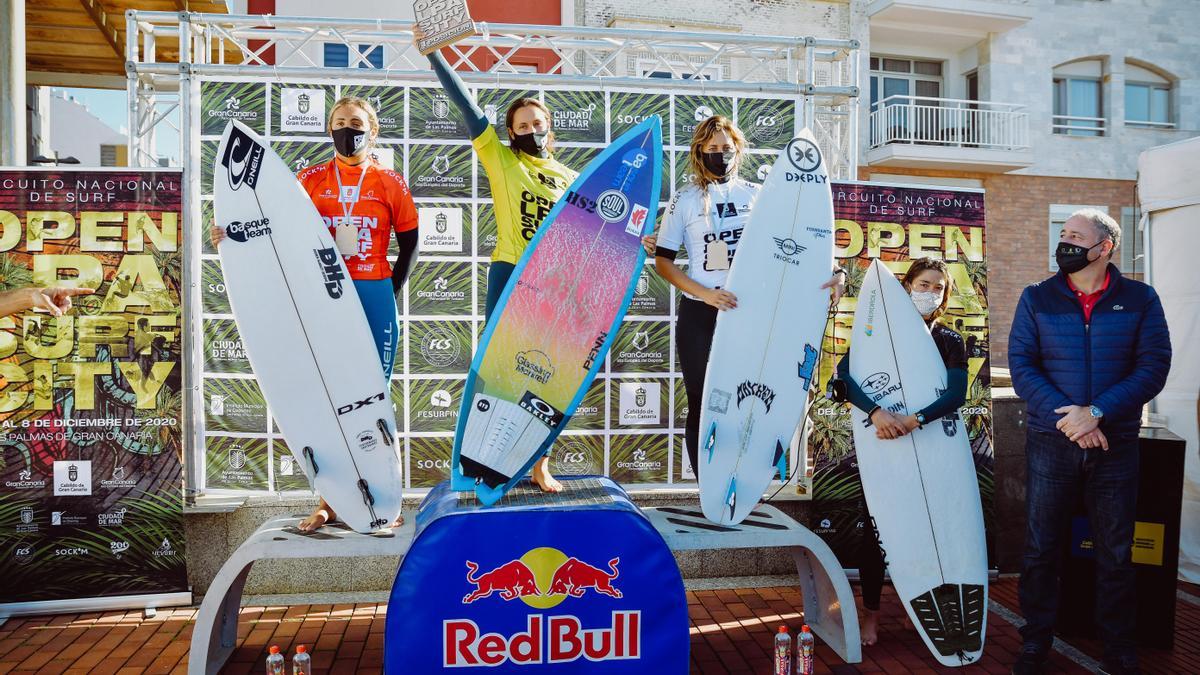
[100,144,120,167]
[1048,204,1108,271]
[1125,61,1173,128]
[323,43,384,69]
[636,60,721,80]
[1052,59,1104,136]
[868,56,942,111]
[1120,206,1144,276]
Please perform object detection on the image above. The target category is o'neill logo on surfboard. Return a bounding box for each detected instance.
[220,125,265,191]
[735,381,775,414]
[314,247,346,298]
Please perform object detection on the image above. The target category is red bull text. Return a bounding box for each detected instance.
[443,611,641,667]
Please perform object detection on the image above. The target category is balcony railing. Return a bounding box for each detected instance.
[1051,114,1106,136]
[869,95,1029,150]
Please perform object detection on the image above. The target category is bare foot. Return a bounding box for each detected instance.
[298,500,336,532]
[531,457,562,493]
[861,608,879,646]
[384,514,405,529]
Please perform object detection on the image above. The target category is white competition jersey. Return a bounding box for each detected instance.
[657,178,761,299]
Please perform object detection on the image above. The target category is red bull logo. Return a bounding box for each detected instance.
[461,547,621,607]
[444,611,640,667]
[447,547,637,667]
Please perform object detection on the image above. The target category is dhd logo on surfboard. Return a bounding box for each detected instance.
[445,546,639,667]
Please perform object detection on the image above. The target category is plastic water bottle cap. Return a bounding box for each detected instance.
[269,645,280,654]
[801,625,811,633]
[777,625,788,634]
[296,645,307,653]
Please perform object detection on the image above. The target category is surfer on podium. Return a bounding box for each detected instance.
[830,257,968,646]
[415,26,591,494]
[647,116,845,481]
[213,97,419,531]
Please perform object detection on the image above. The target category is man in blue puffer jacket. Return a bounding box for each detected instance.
[1009,209,1171,675]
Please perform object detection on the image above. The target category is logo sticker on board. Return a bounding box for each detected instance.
[597,190,630,222]
[786,137,822,172]
[220,125,265,191]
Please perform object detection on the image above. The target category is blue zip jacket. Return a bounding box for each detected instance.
[1009,263,1171,440]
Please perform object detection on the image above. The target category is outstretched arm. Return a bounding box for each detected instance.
[426,51,490,139]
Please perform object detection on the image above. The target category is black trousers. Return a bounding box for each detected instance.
[859,497,886,611]
[676,296,718,477]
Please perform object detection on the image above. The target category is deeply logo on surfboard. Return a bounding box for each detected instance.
[735,381,775,414]
[337,391,386,416]
[314,247,345,298]
[519,391,564,428]
[786,137,822,173]
[220,125,265,191]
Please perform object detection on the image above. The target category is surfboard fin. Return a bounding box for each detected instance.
[773,439,787,480]
[302,446,319,476]
[358,479,375,506]
[704,421,718,463]
[724,477,737,521]
[376,419,394,446]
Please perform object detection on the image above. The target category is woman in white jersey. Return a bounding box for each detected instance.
[652,116,846,477]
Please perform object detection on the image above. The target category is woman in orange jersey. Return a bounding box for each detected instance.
[214,96,417,531]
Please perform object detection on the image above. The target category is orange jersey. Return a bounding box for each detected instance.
[297,158,418,280]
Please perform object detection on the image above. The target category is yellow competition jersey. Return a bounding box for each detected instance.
[473,126,578,264]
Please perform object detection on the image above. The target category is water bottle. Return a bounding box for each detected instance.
[796,625,815,675]
[292,645,311,675]
[265,645,284,674]
[774,625,792,675]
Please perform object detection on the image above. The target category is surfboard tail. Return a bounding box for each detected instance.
[909,583,986,663]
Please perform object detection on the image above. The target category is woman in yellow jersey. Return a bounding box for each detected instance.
[417,32,580,493]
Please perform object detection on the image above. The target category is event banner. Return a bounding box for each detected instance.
[194,80,990,523]
[810,184,993,567]
[0,169,187,607]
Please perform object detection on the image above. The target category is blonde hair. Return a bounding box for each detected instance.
[327,96,380,145]
[687,116,748,213]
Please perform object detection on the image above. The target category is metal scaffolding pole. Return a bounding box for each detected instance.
[0,0,27,165]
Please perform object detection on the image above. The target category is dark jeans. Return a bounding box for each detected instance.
[1018,428,1139,663]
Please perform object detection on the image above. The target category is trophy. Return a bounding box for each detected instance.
[413,0,477,55]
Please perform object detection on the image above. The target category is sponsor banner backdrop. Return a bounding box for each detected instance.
[0,169,187,607]
[809,183,993,568]
[195,80,991,546]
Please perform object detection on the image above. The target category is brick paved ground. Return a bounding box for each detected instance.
[1,578,1195,673]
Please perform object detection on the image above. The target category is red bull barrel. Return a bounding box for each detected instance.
[385,476,688,672]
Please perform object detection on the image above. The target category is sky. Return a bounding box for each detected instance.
[57,87,181,165]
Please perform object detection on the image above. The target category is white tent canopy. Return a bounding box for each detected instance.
[1138,135,1200,583]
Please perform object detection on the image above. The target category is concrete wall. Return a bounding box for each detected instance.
[47,92,125,167]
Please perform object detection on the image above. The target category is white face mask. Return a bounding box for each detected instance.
[910,290,942,317]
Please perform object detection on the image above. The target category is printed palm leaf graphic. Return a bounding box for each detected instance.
[808,404,854,467]
[964,374,991,443]
[408,260,473,316]
[841,258,868,298]
[0,253,33,291]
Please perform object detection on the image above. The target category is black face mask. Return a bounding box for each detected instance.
[702,151,736,181]
[511,131,550,157]
[332,127,368,158]
[1055,240,1105,274]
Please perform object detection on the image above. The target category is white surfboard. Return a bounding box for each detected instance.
[849,260,987,666]
[698,128,834,525]
[213,120,403,533]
